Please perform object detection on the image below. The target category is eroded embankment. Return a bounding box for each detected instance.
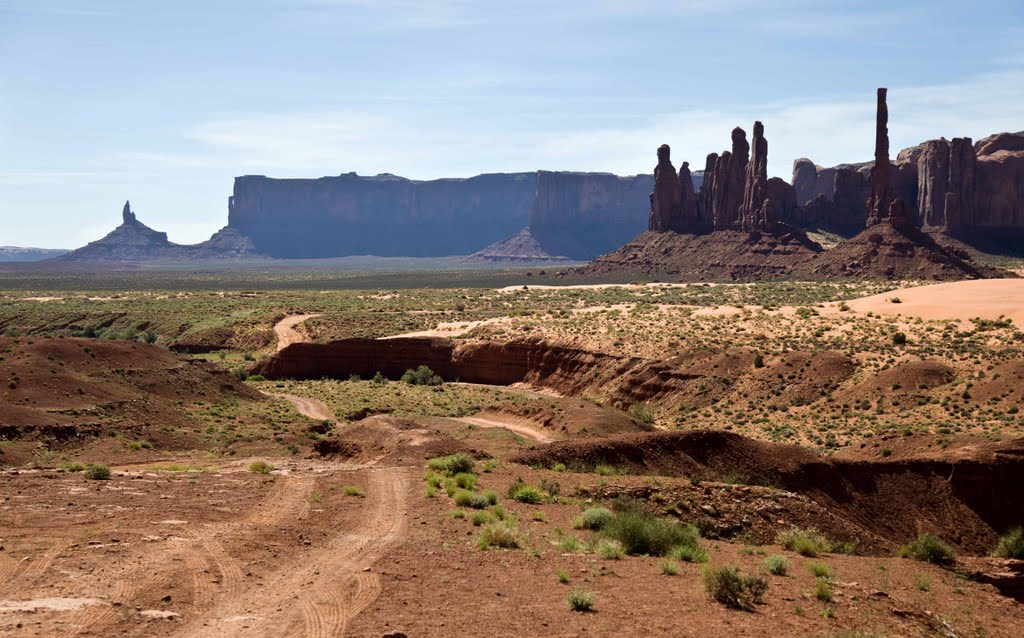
[252,337,639,396]
[511,430,1024,555]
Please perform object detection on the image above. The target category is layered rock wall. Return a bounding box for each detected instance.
[228,172,536,258]
[530,171,653,259]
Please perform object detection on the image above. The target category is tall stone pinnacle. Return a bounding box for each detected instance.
[648,144,682,231]
[122,200,137,224]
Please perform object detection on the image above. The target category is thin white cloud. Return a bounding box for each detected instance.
[156,67,1024,181]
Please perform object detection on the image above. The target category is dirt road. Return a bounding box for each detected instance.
[453,415,554,443]
[174,466,409,638]
[274,314,322,352]
[274,393,336,422]
[0,461,410,637]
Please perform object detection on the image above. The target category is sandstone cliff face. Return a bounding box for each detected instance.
[918,137,977,232]
[976,150,1024,233]
[229,172,536,258]
[528,171,653,259]
[228,170,655,261]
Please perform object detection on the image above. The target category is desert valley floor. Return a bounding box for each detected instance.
[1,273,1023,637]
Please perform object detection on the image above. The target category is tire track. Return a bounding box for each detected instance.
[174,466,409,638]
[0,542,69,598]
[65,470,313,636]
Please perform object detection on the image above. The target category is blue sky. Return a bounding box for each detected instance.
[1,0,1023,248]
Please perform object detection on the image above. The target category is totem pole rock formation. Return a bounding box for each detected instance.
[865,88,913,230]
[122,200,136,224]
[740,121,770,228]
[698,127,750,230]
[648,144,683,231]
[678,161,698,230]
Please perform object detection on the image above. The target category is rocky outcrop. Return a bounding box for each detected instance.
[122,200,136,224]
[648,144,682,232]
[794,220,1011,281]
[975,131,1024,156]
[573,228,821,282]
[698,128,750,230]
[464,228,570,263]
[53,202,264,262]
[791,159,821,206]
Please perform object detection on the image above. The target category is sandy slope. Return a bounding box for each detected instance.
[836,279,1024,325]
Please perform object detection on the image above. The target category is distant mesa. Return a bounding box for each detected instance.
[227,170,664,262]
[0,246,70,262]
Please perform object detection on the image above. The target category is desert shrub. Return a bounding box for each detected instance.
[775,528,832,557]
[232,368,249,382]
[900,532,955,564]
[893,332,907,345]
[342,486,364,497]
[573,507,614,531]
[567,587,595,612]
[478,521,519,550]
[805,561,832,578]
[453,472,476,490]
[594,539,624,560]
[470,511,490,526]
[701,565,768,610]
[993,527,1024,559]
[248,374,265,382]
[249,460,275,474]
[669,543,709,563]
[661,560,679,576]
[401,365,443,386]
[427,453,475,476]
[453,489,489,509]
[558,535,584,553]
[371,371,386,385]
[630,402,655,424]
[84,464,111,480]
[603,511,698,557]
[753,353,765,368]
[507,478,545,504]
[762,554,790,576]
[482,489,498,505]
[815,578,834,602]
[60,462,87,472]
